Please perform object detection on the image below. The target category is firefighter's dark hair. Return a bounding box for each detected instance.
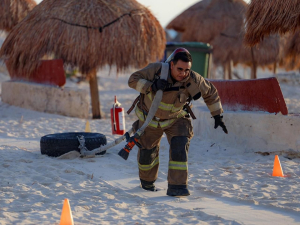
[172,51,193,64]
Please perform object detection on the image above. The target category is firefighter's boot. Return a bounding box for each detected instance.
[166,184,190,197]
[140,179,157,192]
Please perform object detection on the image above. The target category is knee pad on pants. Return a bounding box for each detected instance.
[139,146,159,165]
[170,136,189,161]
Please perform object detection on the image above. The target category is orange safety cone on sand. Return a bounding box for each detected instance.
[85,121,91,132]
[59,198,74,225]
[272,155,284,177]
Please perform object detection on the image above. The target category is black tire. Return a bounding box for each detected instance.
[40,132,107,157]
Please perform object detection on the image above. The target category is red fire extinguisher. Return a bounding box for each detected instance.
[110,96,125,135]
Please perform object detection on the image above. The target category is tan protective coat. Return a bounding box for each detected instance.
[128,62,223,124]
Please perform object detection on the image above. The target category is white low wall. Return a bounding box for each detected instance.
[275,72,300,85]
[1,81,90,118]
[192,106,300,153]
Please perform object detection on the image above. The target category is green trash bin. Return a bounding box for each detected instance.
[164,42,213,78]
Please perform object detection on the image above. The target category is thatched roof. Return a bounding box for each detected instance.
[278,31,300,71]
[166,0,212,33]
[244,0,300,46]
[167,0,279,67]
[212,24,280,66]
[0,0,166,76]
[167,0,247,43]
[0,0,36,32]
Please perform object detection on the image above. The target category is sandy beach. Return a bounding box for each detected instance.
[0,59,300,224]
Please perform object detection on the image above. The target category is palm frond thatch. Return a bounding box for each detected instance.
[167,0,279,67]
[244,0,300,46]
[167,0,247,43]
[0,0,36,31]
[212,24,280,66]
[166,0,212,33]
[0,0,166,76]
[279,30,300,71]
[182,0,247,43]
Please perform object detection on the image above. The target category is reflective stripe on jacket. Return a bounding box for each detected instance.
[135,106,187,128]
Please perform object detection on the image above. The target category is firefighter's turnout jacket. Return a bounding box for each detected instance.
[128,62,223,125]
[128,62,223,186]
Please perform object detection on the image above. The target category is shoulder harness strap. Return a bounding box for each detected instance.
[127,95,140,115]
[186,72,202,101]
[127,63,168,115]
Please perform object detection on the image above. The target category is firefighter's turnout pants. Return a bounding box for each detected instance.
[132,117,194,186]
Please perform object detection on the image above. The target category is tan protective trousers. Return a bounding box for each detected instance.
[132,117,194,186]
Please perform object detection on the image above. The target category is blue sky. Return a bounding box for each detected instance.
[34,0,250,28]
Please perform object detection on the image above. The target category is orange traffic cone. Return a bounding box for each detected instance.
[59,199,74,225]
[85,121,91,132]
[272,155,284,177]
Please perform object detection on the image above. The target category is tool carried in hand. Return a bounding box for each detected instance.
[117,132,141,160]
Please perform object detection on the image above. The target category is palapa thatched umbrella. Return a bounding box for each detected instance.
[244,0,300,46]
[277,30,300,71]
[211,24,280,78]
[167,0,247,44]
[166,0,247,78]
[0,0,166,119]
[0,0,36,32]
[166,0,212,34]
[167,0,280,79]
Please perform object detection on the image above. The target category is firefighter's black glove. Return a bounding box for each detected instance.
[151,79,168,92]
[213,115,228,134]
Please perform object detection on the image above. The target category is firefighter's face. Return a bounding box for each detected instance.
[170,60,192,82]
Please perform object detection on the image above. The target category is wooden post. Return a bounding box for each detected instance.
[273,62,277,74]
[210,60,216,79]
[243,67,247,79]
[207,53,213,79]
[223,64,227,80]
[250,47,257,79]
[228,60,233,80]
[88,69,102,119]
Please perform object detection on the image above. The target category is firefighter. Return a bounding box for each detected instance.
[127,48,227,197]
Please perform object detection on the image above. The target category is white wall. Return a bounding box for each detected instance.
[1,81,90,118]
[192,106,300,153]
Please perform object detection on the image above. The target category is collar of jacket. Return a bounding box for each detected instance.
[167,71,191,85]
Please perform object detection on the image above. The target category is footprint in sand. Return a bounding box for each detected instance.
[104,193,115,200]
[19,159,33,163]
[115,202,128,209]
[64,168,85,175]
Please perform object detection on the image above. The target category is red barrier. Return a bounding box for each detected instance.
[6,59,66,87]
[209,77,288,115]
